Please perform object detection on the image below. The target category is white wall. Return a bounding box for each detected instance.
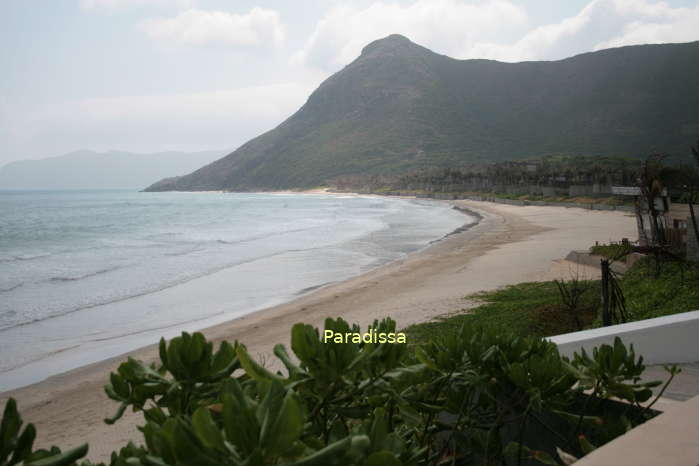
[549,310,699,364]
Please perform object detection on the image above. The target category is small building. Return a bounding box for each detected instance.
[612,186,698,260]
[663,203,699,261]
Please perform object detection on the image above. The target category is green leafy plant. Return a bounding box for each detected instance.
[2,319,674,466]
[0,398,88,466]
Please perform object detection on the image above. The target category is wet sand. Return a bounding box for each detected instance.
[0,200,637,462]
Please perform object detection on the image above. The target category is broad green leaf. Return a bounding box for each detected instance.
[192,407,225,451]
[265,392,303,456]
[273,344,303,378]
[368,408,388,449]
[222,381,259,455]
[1,398,21,462]
[258,382,285,449]
[236,346,286,384]
[290,323,319,366]
[25,443,88,466]
[104,402,128,425]
[286,437,352,466]
[10,422,35,464]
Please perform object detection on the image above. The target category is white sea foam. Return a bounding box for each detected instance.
[0,190,470,391]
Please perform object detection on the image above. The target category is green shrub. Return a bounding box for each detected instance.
[2,319,676,466]
[0,398,88,466]
[620,259,699,321]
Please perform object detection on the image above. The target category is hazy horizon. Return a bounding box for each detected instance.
[0,148,233,189]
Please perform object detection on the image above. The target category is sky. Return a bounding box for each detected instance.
[2,0,699,167]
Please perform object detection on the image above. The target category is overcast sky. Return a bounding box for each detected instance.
[2,0,699,167]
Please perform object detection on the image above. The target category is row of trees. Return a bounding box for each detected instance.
[333,155,641,194]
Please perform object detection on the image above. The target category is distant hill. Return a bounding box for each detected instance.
[0,150,225,189]
[145,35,699,192]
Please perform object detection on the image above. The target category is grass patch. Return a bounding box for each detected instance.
[404,281,599,344]
[405,257,699,344]
[621,258,699,321]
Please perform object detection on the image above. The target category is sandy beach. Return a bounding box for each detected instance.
[0,199,637,462]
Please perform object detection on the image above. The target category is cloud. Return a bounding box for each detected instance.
[460,0,699,61]
[593,2,699,50]
[141,8,285,49]
[297,0,699,67]
[294,0,528,70]
[3,82,315,160]
[80,0,195,10]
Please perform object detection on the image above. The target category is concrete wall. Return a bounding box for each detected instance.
[569,185,595,196]
[565,311,699,466]
[541,186,568,197]
[549,310,699,365]
[593,183,613,195]
[564,250,627,274]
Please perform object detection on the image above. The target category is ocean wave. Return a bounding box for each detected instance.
[0,283,23,293]
[88,311,226,343]
[212,225,321,246]
[0,246,324,334]
[0,245,111,263]
[164,246,204,256]
[0,344,81,374]
[49,266,123,282]
[156,226,321,255]
[7,253,53,262]
[295,281,335,296]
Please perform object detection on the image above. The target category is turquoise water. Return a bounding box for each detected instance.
[0,190,470,391]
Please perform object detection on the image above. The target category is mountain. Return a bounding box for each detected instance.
[0,150,224,189]
[145,35,699,192]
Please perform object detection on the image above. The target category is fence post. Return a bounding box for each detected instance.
[601,259,611,326]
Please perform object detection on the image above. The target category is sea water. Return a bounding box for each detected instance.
[0,190,470,391]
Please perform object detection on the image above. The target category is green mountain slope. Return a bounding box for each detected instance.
[145,34,699,191]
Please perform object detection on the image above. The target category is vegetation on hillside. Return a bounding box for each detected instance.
[145,36,699,192]
[333,155,640,198]
[2,319,678,466]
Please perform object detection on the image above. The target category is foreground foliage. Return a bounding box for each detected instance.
[2,317,676,466]
[620,259,699,321]
[0,398,89,466]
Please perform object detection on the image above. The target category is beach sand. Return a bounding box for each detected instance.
[0,200,637,462]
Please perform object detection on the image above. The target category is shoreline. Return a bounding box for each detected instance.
[0,194,467,392]
[0,195,473,393]
[0,199,638,462]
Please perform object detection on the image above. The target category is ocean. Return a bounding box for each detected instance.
[0,190,470,391]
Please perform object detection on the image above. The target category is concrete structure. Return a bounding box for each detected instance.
[564,250,628,274]
[550,311,699,465]
[569,184,595,196]
[550,310,699,364]
[574,394,699,466]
